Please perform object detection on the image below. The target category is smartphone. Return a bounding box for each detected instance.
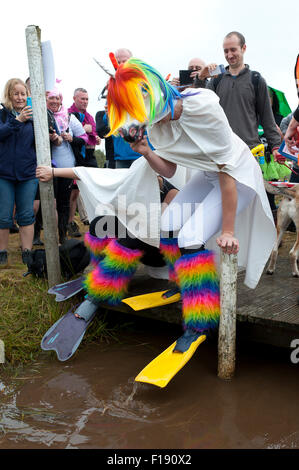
[179,70,192,86]
[209,64,225,76]
[26,96,32,108]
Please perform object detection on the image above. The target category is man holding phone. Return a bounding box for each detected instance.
[172,57,217,89]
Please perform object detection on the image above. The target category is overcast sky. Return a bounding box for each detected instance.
[1,0,298,148]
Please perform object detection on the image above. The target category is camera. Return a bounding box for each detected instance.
[47,109,56,135]
[179,70,192,86]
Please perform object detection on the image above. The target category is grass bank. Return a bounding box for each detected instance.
[0,218,114,367]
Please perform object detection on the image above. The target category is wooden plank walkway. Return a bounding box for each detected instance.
[107,233,299,348]
[236,251,298,348]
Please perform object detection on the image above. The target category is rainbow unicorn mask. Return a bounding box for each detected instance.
[105,57,182,142]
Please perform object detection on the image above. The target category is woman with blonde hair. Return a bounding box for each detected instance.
[0,78,38,266]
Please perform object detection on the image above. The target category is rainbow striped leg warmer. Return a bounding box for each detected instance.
[84,232,114,267]
[174,249,220,332]
[159,237,181,283]
[83,239,144,306]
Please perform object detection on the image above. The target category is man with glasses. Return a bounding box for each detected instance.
[171,57,209,89]
[96,48,145,169]
[115,48,133,65]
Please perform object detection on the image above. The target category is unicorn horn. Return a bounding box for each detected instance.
[93,57,115,78]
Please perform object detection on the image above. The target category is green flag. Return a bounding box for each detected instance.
[268,86,292,117]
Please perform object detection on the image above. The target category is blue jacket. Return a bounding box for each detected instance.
[113,134,155,160]
[0,107,37,181]
[113,135,142,161]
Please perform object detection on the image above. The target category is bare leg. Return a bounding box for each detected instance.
[33,199,40,215]
[77,193,88,223]
[68,189,79,224]
[0,228,9,251]
[19,224,34,250]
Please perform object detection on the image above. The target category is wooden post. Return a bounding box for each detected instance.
[0,340,4,364]
[217,252,238,380]
[25,25,61,287]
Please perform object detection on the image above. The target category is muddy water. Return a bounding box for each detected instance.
[1,317,299,450]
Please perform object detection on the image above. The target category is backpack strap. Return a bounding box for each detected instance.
[251,71,261,96]
[250,70,261,120]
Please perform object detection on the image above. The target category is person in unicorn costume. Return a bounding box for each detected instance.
[37,56,276,351]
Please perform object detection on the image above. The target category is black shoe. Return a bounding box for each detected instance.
[0,250,8,266]
[33,225,44,245]
[67,221,81,237]
[33,237,44,246]
[22,249,33,265]
[9,223,19,234]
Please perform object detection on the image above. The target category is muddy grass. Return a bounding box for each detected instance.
[0,217,116,367]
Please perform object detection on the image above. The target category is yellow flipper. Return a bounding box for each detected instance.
[135,334,206,388]
[122,290,181,311]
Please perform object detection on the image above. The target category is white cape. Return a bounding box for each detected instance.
[74,157,161,247]
[74,88,276,289]
[148,88,276,288]
[74,158,192,249]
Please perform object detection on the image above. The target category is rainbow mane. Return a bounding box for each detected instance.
[107,58,182,136]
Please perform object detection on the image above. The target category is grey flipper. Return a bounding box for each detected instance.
[41,300,99,361]
[48,276,85,302]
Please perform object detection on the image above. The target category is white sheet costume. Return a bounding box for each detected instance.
[74,88,276,289]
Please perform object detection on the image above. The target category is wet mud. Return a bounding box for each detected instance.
[1,318,299,449]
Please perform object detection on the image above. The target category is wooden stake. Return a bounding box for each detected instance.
[0,340,4,364]
[218,252,238,380]
[25,25,61,287]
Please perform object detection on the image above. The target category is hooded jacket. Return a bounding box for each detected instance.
[0,106,36,181]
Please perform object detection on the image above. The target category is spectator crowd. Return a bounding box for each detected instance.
[0,35,298,268]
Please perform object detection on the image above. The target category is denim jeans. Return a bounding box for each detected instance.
[53,177,73,243]
[0,178,38,228]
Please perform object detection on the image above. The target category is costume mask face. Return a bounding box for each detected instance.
[105,58,182,142]
[117,90,173,142]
